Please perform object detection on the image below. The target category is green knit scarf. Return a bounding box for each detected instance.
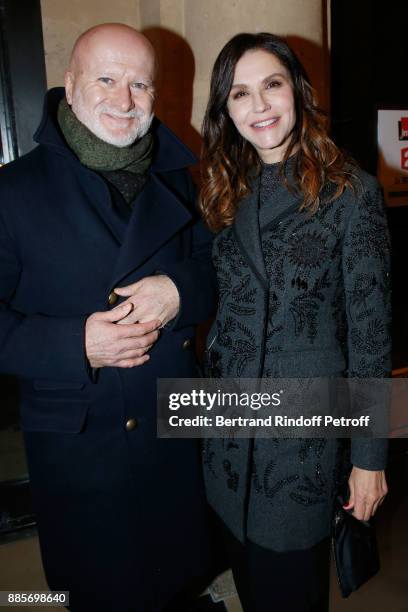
[57,98,153,204]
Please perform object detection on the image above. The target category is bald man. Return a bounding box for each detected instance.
[0,24,216,611]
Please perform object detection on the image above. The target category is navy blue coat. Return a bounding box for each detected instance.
[0,89,217,611]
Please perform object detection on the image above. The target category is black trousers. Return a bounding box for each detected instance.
[222,523,331,612]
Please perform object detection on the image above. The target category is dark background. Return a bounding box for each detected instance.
[0,0,46,534]
[331,0,408,369]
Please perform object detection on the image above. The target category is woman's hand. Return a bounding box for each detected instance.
[343,466,388,521]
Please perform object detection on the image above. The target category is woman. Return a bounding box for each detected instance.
[200,33,390,612]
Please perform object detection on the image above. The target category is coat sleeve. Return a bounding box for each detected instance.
[342,178,392,470]
[0,207,90,383]
[157,174,217,330]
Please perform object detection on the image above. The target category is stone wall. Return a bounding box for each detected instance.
[40,0,140,88]
[40,0,329,153]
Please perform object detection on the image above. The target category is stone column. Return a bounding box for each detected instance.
[40,0,140,87]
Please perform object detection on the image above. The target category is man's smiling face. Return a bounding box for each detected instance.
[65,26,156,147]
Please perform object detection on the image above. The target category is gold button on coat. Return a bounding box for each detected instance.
[182,338,192,350]
[108,291,118,306]
[125,418,138,432]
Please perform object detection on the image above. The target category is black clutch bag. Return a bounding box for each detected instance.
[332,491,380,598]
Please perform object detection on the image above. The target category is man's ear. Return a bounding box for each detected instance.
[64,71,74,105]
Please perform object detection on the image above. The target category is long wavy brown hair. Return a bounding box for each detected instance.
[200,32,354,232]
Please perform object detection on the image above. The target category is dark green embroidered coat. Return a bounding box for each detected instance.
[203,167,391,551]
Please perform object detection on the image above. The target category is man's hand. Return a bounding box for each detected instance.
[114,275,180,327]
[85,302,161,368]
[343,466,388,521]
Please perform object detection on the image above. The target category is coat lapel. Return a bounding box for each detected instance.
[233,176,268,289]
[34,90,197,287]
[110,172,192,287]
[77,168,127,245]
[234,174,303,290]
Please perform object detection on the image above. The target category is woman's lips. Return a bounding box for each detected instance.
[251,117,280,130]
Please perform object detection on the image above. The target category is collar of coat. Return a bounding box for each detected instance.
[34,87,197,173]
[232,173,302,289]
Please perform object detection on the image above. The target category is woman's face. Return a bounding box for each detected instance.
[227,49,296,164]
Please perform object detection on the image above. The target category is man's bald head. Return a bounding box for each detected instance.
[68,24,156,76]
[65,24,156,147]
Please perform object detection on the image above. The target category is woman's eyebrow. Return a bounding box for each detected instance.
[230,72,287,89]
[262,72,287,83]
